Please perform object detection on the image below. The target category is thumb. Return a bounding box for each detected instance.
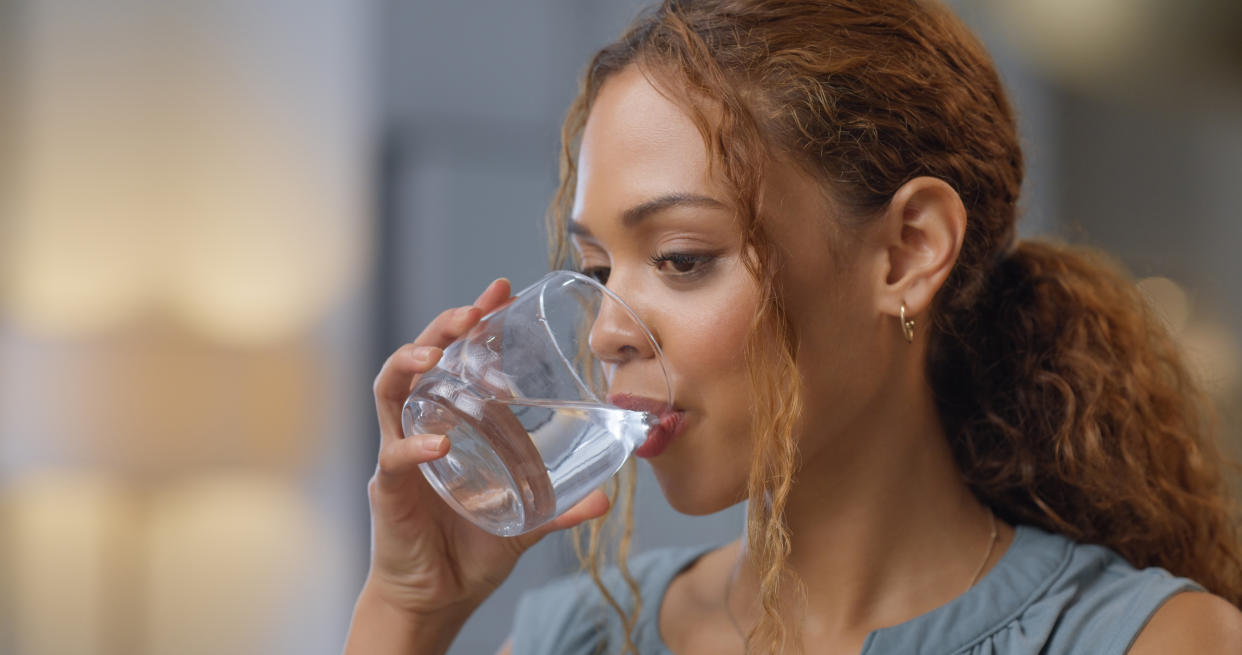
[513,489,611,552]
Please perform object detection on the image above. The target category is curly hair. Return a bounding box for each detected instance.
[545,1,1242,652]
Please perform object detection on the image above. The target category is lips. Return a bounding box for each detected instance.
[607,393,687,458]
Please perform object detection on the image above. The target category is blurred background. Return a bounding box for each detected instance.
[1,0,1239,653]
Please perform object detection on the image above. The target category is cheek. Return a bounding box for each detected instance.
[644,271,759,514]
[656,272,757,407]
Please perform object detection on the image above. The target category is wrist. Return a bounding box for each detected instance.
[345,582,476,655]
[362,572,487,620]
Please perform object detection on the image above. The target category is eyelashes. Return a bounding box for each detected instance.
[648,251,714,277]
[580,265,610,284]
[579,251,717,285]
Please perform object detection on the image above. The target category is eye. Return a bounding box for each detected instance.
[580,266,610,285]
[649,252,715,277]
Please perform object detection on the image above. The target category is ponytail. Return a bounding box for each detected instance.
[929,239,1242,605]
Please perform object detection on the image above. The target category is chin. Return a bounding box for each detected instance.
[646,459,746,516]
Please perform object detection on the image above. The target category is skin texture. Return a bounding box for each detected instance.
[1127,592,1242,654]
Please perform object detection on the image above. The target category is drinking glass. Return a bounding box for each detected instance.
[402,270,673,536]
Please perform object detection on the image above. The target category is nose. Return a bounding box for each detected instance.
[587,292,656,367]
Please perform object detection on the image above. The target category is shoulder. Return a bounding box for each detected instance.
[507,568,598,655]
[508,543,716,655]
[980,525,1210,655]
[1127,591,1242,654]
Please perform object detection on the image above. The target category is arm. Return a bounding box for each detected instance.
[344,582,475,655]
[1127,591,1242,654]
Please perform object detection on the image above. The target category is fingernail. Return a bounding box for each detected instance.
[412,347,434,365]
[420,435,446,452]
[456,306,476,322]
[474,282,493,304]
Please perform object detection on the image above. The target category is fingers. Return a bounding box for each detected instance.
[408,278,509,352]
[549,489,612,530]
[374,432,450,491]
[374,344,444,442]
[473,277,511,309]
[409,304,484,354]
[515,489,611,552]
[373,277,511,443]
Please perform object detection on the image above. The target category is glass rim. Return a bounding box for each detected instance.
[539,269,673,411]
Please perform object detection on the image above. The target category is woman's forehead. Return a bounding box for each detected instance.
[573,67,721,228]
[571,65,836,247]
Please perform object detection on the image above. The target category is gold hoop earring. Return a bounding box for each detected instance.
[900,303,915,344]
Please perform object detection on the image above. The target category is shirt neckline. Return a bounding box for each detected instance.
[645,525,1071,655]
[642,541,726,654]
[861,524,1071,654]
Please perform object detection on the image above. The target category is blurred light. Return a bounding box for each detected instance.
[6,0,163,336]
[1135,276,1239,398]
[1181,320,1241,399]
[5,0,368,346]
[6,229,153,336]
[7,471,136,655]
[1135,277,1238,397]
[1138,276,1191,335]
[141,472,324,655]
[168,205,358,347]
[2,1,370,653]
[167,146,363,345]
[988,0,1156,83]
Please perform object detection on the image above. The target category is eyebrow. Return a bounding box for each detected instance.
[568,192,727,238]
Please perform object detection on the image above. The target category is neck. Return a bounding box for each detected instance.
[726,369,1009,646]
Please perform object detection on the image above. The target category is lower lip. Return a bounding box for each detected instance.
[634,411,686,459]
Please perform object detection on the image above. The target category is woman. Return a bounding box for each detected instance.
[346,1,1242,653]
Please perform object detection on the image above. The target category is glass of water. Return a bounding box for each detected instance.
[402,270,675,536]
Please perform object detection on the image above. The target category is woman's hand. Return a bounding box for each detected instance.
[361,277,611,622]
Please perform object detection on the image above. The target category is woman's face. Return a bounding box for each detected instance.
[573,65,885,515]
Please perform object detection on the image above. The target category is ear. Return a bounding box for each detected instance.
[874,176,966,325]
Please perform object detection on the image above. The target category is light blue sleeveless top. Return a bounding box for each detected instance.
[510,524,1204,654]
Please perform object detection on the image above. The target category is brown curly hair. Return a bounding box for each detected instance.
[546,0,1242,652]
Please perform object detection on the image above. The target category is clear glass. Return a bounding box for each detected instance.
[402,270,672,536]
